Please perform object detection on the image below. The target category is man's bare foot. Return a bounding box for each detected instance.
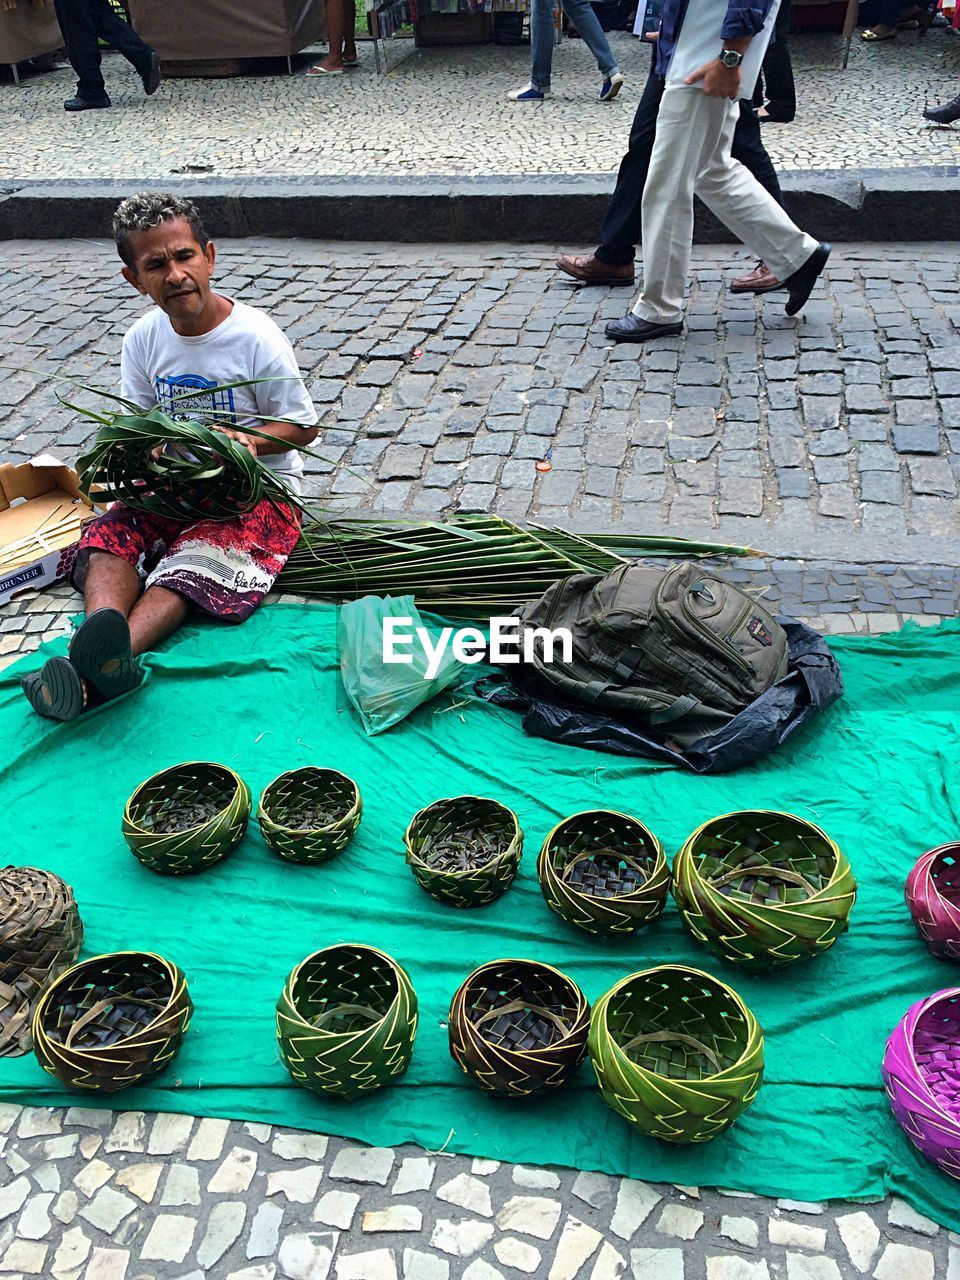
[861,23,897,39]
[343,43,359,64]
[306,56,344,75]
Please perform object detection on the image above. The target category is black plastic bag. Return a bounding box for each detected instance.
[478,619,843,775]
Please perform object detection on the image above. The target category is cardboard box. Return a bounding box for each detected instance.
[0,456,101,607]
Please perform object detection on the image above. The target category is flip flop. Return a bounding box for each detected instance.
[861,27,896,39]
[306,63,344,75]
[69,608,142,700]
[343,58,360,68]
[21,658,87,722]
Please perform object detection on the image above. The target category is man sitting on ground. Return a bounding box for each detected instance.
[23,192,318,722]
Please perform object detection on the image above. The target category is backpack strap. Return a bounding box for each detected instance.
[650,694,700,724]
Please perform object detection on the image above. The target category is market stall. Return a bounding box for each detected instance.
[0,0,62,86]
[125,0,326,76]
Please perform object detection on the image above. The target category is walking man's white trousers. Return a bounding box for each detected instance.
[633,87,818,325]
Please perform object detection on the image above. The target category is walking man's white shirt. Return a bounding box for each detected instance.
[630,0,819,328]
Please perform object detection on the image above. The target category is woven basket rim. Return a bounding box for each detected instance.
[30,950,184,1047]
[679,809,845,901]
[891,986,960,1130]
[540,810,666,903]
[282,943,409,1039]
[404,795,521,877]
[593,963,760,1084]
[914,842,960,879]
[123,761,249,836]
[452,957,588,1057]
[258,767,361,835]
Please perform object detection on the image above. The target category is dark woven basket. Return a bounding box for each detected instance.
[538,810,669,937]
[449,958,589,1098]
[884,987,960,1179]
[589,964,764,1143]
[404,796,523,908]
[905,843,960,961]
[672,810,856,971]
[0,866,83,1057]
[277,944,417,1099]
[258,767,362,865]
[32,951,192,1092]
[123,761,251,875]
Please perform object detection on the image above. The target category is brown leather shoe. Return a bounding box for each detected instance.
[557,254,635,286]
[729,260,783,294]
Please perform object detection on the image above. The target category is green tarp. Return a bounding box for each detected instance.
[2,602,959,1225]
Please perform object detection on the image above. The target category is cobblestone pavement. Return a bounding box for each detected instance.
[2,239,959,563]
[1,32,959,181]
[0,1101,955,1280]
[1,236,959,1278]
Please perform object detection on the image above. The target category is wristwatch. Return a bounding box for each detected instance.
[718,49,744,67]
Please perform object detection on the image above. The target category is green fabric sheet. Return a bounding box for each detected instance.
[2,602,959,1225]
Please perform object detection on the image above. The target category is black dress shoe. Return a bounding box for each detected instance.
[64,95,111,111]
[923,94,960,124]
[783,242,831,317]
[141,50,161,96]
[605,314,683,343]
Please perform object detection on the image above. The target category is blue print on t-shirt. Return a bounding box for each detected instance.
[155,374,237,424]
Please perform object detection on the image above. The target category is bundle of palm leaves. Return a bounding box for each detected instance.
[278,516,758,619]
[76,408,310,523]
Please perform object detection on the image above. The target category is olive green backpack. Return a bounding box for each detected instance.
[514,561,789,748]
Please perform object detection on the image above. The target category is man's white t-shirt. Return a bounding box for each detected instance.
[120,299,318,494]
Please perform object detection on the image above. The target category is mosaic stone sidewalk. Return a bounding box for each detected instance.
[1,31,959,182]
[2,239,959,562]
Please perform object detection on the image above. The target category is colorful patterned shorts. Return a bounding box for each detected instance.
[72,500,301,622]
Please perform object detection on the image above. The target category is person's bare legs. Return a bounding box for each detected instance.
[343,0,358,63]
[127,586,190,656]
[83,549,141,618]
[313,0,350,71]
[82,549,189,655]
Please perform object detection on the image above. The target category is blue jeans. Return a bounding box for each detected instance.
[531,0,619,92]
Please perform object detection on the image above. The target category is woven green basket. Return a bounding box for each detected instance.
[123,761,251,876]
[449,958,589,1098]
[673,809,857,971]
[258,768,362,865]
[589,964,764,1144]
[538,810,669,937]
[404,796,523,908]
[277,944,417,1099]
[32,951,192,1093]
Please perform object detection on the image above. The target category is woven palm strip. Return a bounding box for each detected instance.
[404,796,523,908]
[0,867,83,1058]
[123,761,251,876]
[589,964,764,1144]
[905,843,960,961]
[258,768,362,865]
[538,810,669,937]
[277,944,417,1099]
[32,951,192,1093]
[449,958,589,1098]
[77,411,305,524]
[883,987,960,1179]
[672,810,856,972]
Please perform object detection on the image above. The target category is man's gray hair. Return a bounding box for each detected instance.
[112,192,209,268]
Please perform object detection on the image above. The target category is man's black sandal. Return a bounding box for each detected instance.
[69,608,143,700]
[21,658,88,722]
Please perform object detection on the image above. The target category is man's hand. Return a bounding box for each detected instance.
[213,426,259,456]
[685,59,741,100]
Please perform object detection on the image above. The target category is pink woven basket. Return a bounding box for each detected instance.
[905,843,960,961]
[883,988,960,1179]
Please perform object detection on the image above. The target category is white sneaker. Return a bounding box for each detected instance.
[508,83,552,101]
[599,72,624,102]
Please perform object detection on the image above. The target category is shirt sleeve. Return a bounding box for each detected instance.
[120,328,157,411]
[251,324,318,429]
[720,0,774,37]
